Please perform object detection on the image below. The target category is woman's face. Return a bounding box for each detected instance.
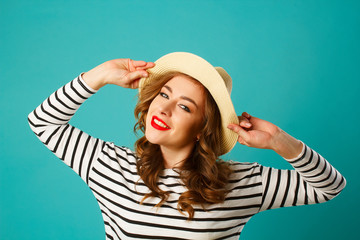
[145,75,206,150]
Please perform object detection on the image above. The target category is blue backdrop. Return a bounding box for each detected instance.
[1,0,359,239]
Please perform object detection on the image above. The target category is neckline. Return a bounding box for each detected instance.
[160,168,182,177]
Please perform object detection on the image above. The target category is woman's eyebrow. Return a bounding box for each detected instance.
[163,85,198,109]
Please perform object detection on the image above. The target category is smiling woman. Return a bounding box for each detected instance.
[135,70,229,219]
[145,75,206,155]
[28,52,346,239]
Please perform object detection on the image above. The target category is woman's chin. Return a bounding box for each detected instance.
[145,132,164,146]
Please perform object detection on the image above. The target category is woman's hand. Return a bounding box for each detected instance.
[82,58,155,90]
[227,112,280,149]
[227,112,303,159]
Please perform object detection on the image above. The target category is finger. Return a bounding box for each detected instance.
[145,62,155,68]
[242,112,251,119]
[135,63,155,72]
[131,60,147,67]
[246,115,263,126]
[227,124,250,142]
[133,61,155,70]
[237,136,247,146]
[126,70,148,84]
[240,112,265,127]
[241,122,252,128]
[128,59,149,71]
[127,59,136,72]
[130,79,140,89]
[238,136,251,146]
[238,116,252,128]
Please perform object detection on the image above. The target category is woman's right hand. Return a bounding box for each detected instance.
[82,58,155,90]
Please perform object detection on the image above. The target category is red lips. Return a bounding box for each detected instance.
[151,116,171,131]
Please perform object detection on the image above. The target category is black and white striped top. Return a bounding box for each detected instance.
[28,74,346,240]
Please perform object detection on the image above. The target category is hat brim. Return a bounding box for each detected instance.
[139,52,239,156]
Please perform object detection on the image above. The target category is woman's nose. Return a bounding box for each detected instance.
[159,101,173,117]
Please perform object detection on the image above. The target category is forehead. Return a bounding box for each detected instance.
[165,75,205,93]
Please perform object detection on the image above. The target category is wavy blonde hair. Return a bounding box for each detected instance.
[134,71,232,220]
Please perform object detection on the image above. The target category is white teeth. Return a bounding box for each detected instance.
[154,118,169,128]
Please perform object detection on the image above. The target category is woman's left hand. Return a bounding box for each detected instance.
[227,112,281,150]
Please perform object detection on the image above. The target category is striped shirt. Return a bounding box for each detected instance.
[28,74,346,240]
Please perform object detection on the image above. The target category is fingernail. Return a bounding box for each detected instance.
[227,125,234,131]
[245,123,251,127]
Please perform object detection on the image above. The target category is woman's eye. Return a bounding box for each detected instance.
[159,92,168,99]
[179,104,190,113]
[159,92,190,112]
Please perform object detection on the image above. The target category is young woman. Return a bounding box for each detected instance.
[28,52,346,239]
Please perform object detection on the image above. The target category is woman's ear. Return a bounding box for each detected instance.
[196,134,201,142]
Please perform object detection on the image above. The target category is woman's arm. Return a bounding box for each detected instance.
[258,143,345,211]
[28,74,102,184]
[228,112,346,211]
[28,58,155,184]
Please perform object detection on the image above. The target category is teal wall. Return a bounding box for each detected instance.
[1,0,359,239]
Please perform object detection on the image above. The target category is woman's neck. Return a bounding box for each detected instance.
[160,144,194,169]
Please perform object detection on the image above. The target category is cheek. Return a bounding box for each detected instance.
[146,100,157,119]
[191,115,205,133]
[177,115,203,135]
[145,98,160,129]
[147,98,160,114]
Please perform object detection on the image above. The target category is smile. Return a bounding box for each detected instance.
[151,116,171,131]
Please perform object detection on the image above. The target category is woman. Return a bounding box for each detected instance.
[28,52,346,239]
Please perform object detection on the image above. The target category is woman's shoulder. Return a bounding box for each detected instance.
[227,160,261,180]
[227,160,260,171]
[101,141,138,166]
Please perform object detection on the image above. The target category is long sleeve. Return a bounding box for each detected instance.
[28,73,104,185]
[259,142,346,211]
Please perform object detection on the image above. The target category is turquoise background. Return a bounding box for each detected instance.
[1,0,359,239]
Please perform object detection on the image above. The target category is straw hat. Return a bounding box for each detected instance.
[139,52,239,156]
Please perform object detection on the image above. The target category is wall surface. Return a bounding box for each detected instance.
[1,0,359,239]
